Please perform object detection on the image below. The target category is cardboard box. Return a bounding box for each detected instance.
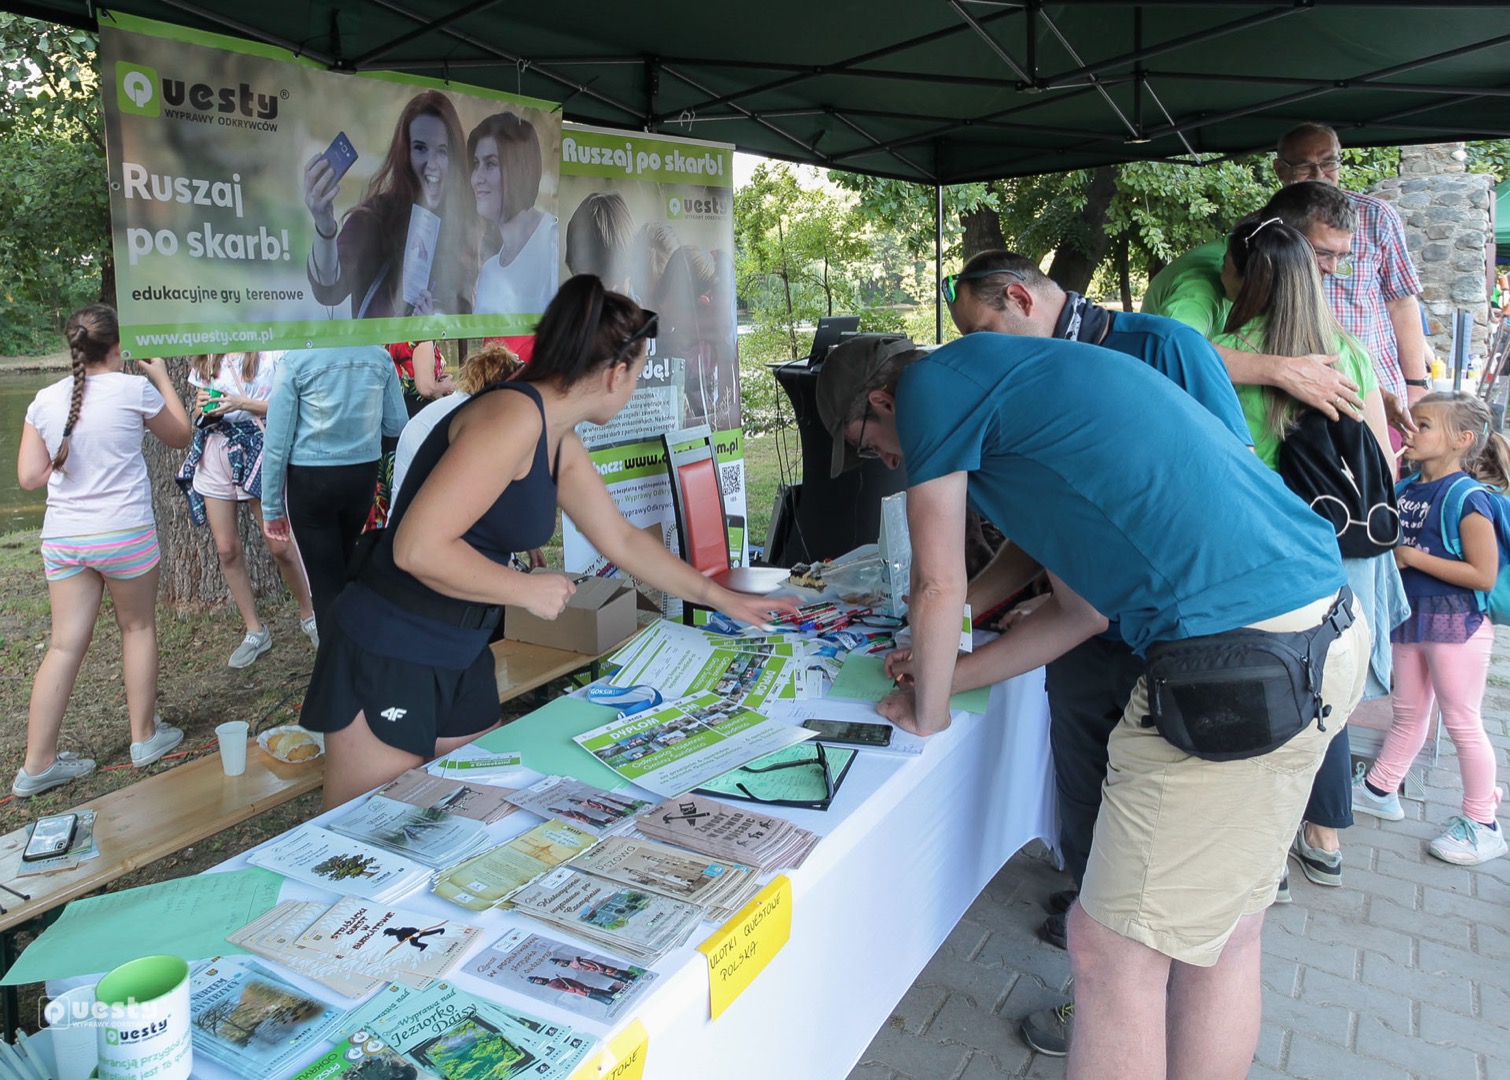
[504,576,638,655]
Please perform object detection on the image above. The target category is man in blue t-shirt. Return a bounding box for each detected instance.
[815,332,1366,1080]
[941,249,1254,1054]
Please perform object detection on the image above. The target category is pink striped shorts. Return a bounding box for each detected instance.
[40,524,161,582]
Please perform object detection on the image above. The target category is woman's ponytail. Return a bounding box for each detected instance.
[53,305,120,474]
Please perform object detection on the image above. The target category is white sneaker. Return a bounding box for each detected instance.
[130,718,184,767]
[229,624,272,669]
[1351,763,1404,821]
[12,752,96,797]
[1429,815,1508,865]
[300,614,319,650]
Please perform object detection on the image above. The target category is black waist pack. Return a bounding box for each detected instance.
[1142,587,1355,761]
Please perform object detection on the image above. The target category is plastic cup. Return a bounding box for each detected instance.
[94,955,191,1080]
[215,721,249,776]
[43,984,100,1080]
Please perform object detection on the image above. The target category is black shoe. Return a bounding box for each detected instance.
[1021,998,1074,1056]
[1046,888,1078,916]
[1038,911,1067,950]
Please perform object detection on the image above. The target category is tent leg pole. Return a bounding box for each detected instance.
[935,183,945,345]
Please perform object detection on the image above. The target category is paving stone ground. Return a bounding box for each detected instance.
[850,629,1510,1079]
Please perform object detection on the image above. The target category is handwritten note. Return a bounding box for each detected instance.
[697,875,792,1020]
[1,867,284,985]
[827,653,992,714]
[568,1019,650,1080]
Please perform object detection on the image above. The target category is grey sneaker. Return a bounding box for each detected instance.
[1428,815,1508,865]
[130,718,184,767]
[229,624,272,669]
[1273,868,1292,905]
[1291,824,1343,887]
[12,752,96,797]
[300,614,319,650]
[1021,999,1074,1056]
[1351,763,1404,821]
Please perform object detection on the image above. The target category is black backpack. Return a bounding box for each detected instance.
[1277,409,1400,558]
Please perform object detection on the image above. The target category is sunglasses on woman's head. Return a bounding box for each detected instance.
[614,310,659,363]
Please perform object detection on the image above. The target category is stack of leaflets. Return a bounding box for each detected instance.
[16,810,98,876]
[328,794,492,869]
[246,825,430,903]
[188,956,348,1076]
[376,767,520,824]
[507,866,705,964]
[634,793,821,871]
[466,928,656,1023]
[503,776,649,836]
[565,835,760,923]
[289,1033,423,1080]
[287,896,482,990]
[344,980,593,1080]
[432,819,597,912]
[228,901,386,998]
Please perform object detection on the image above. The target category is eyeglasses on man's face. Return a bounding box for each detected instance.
[853,404,882,460]
[1312,248,1355,278]
[1277,156,1342,179]
[939,268,1024,305]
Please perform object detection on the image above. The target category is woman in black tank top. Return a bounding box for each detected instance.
[309,275,798,809]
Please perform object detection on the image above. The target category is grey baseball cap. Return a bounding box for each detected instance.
[814,333,919,477]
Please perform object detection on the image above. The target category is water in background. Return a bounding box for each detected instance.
[0,371,61,534]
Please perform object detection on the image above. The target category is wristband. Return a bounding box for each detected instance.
[314,221,337,240]
[1403,377,1430,388]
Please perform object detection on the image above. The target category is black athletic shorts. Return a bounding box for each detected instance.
[300,605,501,759]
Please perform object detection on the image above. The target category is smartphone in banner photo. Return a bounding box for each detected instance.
[801,718,893,748]
[23,812,78,861]
[320,131,359,185]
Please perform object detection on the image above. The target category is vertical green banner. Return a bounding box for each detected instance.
[558,125,745,581]
[99,14,561,356]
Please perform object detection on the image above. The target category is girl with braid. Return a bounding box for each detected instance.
[12,306,193,798]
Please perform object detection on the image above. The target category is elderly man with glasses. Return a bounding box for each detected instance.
[814,329,1366,1080]
[1275,122,1430,419]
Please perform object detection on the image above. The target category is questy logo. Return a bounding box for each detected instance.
[116,61,160,117]
[666,196,684,220]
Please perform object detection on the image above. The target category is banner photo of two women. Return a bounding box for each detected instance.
[99,13,562,355]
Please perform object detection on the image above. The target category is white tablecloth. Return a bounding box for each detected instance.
[52,667,1053,1080]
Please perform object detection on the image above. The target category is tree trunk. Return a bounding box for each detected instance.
[1045,166,1118,294]
[140,357,284,610]
[1117,237,1133,312]
[961,206,1006,262]
[776,218,799,359]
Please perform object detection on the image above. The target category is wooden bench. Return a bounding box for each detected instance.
[0,742,323,1034]
[490,633,634,705]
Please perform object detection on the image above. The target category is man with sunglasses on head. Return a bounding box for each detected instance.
[940,251,1250,1012]
[814,330,1365,1080]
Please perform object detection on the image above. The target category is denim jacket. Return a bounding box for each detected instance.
[261,346,407,520]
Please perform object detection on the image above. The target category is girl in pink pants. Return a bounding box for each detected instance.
[1353,392,1507,865]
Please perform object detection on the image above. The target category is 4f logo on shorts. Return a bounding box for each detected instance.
[379,707,408,723]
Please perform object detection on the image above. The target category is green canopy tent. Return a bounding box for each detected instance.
[7,0,1510,184]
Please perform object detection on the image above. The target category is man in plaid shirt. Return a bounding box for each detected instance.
[1275,123,1431,426]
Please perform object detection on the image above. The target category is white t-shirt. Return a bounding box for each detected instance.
[392,392,469,499]
[473,215,559,316]
[25,372,166,538]
[186,351,282,424]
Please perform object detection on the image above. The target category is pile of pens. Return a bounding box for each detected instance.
[770,602,897,653]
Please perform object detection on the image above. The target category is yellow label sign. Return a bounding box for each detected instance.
[568,1019,649,1080]
[696,874,792,1019]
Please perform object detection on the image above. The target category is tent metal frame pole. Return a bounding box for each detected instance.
[935,183,945,346]
[353,0,506,66]
[147,0,335,64]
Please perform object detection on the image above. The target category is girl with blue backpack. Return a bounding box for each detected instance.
[1354,391,1510,865]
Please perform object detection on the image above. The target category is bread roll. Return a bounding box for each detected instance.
[268,730,320,762]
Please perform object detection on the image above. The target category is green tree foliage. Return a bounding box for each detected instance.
[1,14,111,353]
[733,163,889,434]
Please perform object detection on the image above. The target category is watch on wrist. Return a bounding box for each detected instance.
[1403,377,1430,388]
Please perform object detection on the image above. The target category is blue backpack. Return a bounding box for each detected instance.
[1398,473,1510,624]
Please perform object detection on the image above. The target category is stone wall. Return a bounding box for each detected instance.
[1369,143,1494,362]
